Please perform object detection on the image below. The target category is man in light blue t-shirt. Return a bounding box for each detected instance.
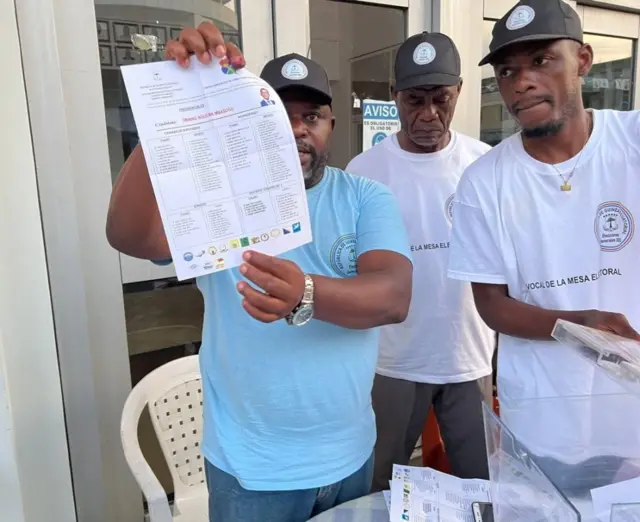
[106,23,413,522]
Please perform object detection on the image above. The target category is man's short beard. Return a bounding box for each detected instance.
[303,151,328,188]
[522,120,566,139]
[298,140,328,188]
[520,88,580,140]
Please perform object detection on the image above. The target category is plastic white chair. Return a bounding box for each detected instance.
[121,355,208,522]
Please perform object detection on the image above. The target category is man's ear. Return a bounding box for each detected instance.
[331,116,336,130]
[578,43,594,77]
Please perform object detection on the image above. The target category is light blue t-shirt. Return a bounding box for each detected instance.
[195,167,411,491]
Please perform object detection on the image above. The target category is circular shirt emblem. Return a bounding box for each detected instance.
[413,42,436,66]
[281,59,308,80]
[330,233,357,277]
[594,201,635,252]
[445,193,455,223]
[506,5,535,30]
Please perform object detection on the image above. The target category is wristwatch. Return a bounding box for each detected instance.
[285,274,315,326]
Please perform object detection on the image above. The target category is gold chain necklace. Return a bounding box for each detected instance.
[549,114,593,192]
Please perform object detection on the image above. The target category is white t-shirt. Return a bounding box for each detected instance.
[347,132,495,384]
[448,109,640,462]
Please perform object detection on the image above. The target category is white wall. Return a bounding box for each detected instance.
[274,0,311,57]
[0,359,25,522]
[14,0,140,519]
[0,1,76,521]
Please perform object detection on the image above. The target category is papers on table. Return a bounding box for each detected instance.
[121,56,312,280]
[386,465,491,521]
[591,477,640,522]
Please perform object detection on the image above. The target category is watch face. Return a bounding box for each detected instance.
[292,306,314,326]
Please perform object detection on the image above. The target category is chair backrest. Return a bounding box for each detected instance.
[121,355,206,521]
[148,360,206,490]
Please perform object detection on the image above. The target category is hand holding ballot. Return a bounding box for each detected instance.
[165,21,245,70]
[237,251,306,323]
[116,20,313,280]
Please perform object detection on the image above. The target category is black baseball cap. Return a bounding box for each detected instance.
[394,32,461,91]
[480,0,583,66]
[260,53,332,105]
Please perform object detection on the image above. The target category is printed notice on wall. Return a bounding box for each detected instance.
[362,99,400,151]
[121,56,312,280]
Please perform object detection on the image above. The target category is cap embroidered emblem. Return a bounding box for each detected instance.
[281,59,308,80]
[506,5,535,30]
[413,42,436,65]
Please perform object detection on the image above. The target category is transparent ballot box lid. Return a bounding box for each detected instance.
[551,319,640,399]
[484,320,640,522]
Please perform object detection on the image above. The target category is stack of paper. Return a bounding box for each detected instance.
[384,465,491,521]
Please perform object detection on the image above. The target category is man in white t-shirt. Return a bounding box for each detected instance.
[347,32,496,491]
[448,0,640,489]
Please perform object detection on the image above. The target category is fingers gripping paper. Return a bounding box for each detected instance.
[551,320,640,393]
[121,56,312,280]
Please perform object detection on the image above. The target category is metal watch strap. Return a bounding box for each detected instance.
[300,274,314,304]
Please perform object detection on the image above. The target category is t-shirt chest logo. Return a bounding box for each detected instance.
[445,193,455,223]
[330,233,357,277]
[594,201,635,252]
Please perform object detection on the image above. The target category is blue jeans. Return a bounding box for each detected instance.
[205,454,374,522]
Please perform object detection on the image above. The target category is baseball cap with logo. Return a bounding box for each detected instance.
[260,53,332,105]
[394,32,461,91]
[480,0,583,66]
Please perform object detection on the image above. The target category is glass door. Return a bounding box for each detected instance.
[480,5,639,145]
[309,0,406,168]
[94,0,241,501]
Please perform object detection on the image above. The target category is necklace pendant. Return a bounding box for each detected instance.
[561,181,572,192]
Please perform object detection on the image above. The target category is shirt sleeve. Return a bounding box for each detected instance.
[345,155,363,176]
[448,172,507,284]
[355,178,412,262]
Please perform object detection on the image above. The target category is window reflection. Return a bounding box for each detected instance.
[480,20,635,146]
[582,34,634,111]
[310,0,405,167]
[97,2,241,183]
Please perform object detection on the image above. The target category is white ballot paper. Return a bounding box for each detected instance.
[120,56,312,280]
[390,465,491,522]
[384,490,392,512]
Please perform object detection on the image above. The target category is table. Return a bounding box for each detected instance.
[309,492,389,521]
